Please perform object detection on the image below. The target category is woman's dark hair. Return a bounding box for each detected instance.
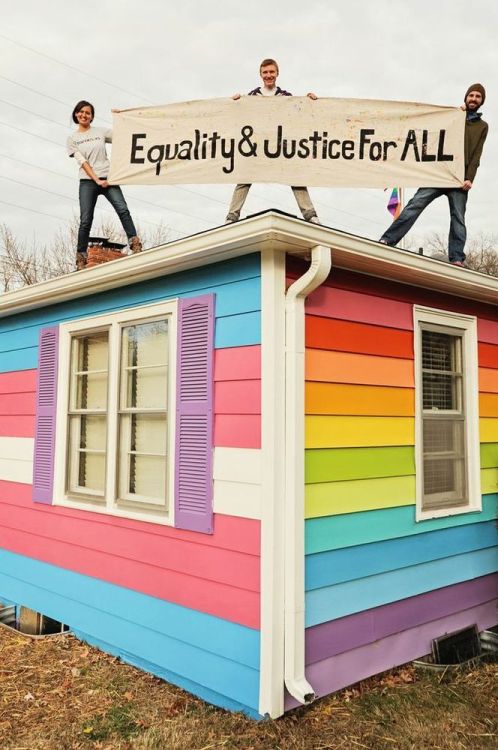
[72,100,95,124]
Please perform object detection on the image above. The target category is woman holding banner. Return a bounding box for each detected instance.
[67,100,142,269]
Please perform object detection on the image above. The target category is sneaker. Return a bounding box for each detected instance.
[308,216,321,224]
[130,236,143,254]
[225,213,239,223]
[450,260,466,268]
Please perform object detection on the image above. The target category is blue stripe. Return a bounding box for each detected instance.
[306,520,498,590]
[0,549,260,711]
[215,312,261,348]
[72,630,261,718]
[0,281,260,368]
[0,276,260,353]
[305,494,498,554]
[0,254,261,335]
[305,546,498,627]
[0,308,261,371]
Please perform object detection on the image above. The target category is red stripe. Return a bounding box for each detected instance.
[306,317,414,358]
[479,343,498,369]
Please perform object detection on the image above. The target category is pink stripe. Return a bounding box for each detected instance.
[214,346,261,381]
[0,392,36,416]
[286,600,497,709]
[215,381,261,415]
[478,318,498,345]
[306,287,414,331]
[0,415,35,437]
[214,415,261,448]
[0,481,260,628]
[1,526,260,629]
[0,481,260,555]
[0,369,36,393]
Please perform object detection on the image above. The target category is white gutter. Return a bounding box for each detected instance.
[284,244,332,704]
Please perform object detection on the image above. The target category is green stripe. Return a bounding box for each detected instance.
[305,493,498,554]
[480,443,498,469]
[305,446,415,483]
[305,475,415,518]
[306,443,498,485]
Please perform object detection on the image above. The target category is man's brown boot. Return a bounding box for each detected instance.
[76,252,87,271]
[130,236,143,254]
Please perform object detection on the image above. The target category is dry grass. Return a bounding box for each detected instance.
[0,627,496,750]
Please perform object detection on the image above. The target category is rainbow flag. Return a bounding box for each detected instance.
[387,187,401,220]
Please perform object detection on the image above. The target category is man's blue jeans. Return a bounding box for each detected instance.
[78,180,138,253]
[380,187,468,263]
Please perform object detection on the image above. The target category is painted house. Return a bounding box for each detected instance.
[0,211,496,719]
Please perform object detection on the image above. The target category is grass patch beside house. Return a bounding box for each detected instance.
[0,627,496,750]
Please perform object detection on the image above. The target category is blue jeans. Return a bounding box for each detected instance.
[77,180,138,253]
[380,187,468,263]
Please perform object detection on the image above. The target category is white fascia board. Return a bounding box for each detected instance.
[258,248,286,718]
[1,213,498,318]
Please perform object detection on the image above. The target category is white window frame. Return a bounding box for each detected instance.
[414,305,481,521]
[53,300,177,526]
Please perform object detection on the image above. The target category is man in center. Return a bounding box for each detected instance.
[225,58,320,224]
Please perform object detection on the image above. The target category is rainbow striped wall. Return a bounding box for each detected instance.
[0,254,262,717]
[288,264,498,708]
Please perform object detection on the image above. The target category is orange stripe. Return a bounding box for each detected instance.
[306,317,414,358]
[306,382,414,416]
[306,349,414,388]
[479,392,498,417]
[479,368,498,394]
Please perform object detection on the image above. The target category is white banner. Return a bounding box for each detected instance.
[109,97,465,189]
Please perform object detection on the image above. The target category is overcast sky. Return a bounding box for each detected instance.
[1,0,497,253]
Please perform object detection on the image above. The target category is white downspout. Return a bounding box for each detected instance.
[284,244,332,704]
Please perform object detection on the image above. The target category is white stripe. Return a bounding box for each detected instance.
[0,437,33,484]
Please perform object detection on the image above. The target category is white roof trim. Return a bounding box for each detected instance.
[1,211,498,317]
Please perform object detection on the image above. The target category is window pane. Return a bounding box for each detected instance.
[71,332,108,410]
[118,414,167,505]
[124,366,169,409]
[423,419,467,505]
[422,330,462,412]
[121,321,168,409]
[422,330,455,372]
[121,455,167,502]
[68,416,106,495]
[422,373,459,411]
[424,457,466,499]
[423,419,465,456]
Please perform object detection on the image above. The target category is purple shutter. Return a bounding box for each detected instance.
[174,294,214,533]
[32,326,59,504]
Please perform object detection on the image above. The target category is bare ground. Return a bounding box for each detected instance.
[0,627,496,750]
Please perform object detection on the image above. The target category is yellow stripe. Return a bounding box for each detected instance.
[306,416,415,448]
[481,466,498,494]
[480,418,498,443]
[305,475,415,518]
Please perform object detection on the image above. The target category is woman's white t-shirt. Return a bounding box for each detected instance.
[67,127,113,180]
